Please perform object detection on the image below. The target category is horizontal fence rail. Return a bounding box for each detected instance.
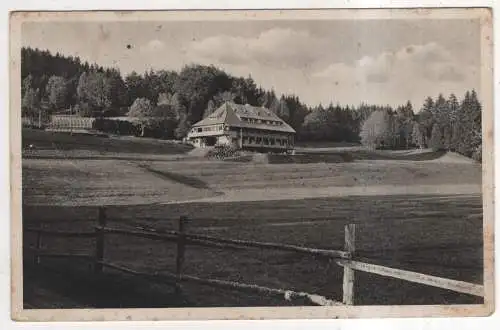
[98,226,247,250]
[25,227,96,238]
[336,259,484,297]
[26,247,94,261]
[24,207,484,307]
[97,225,350,259]
[100,261,343,306]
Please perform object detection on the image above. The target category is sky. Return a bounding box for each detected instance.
[22,18,481,109]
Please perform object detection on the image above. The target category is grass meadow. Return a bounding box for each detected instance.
[20,129,484,308]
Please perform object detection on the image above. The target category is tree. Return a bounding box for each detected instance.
[260,90,278,108]
[412,122,425,148]
[466,90,482,159]
[448,93,460,123]
[213,91,236,106]
[418,96,435,140]
[300,104,329,141]
[22,87,40,119]
[174,64,232,124]
[395,101,415,148]
[21,47,105,111]
[457,90,482,159]
[22,74,34,97]
[156,92,182,139]
[429,124,443,151]
[45,75,68,111]
[282,94,309,135]
[105,69,128,112]
[433,94,448,118]
[127,97,154,136]
[157,70,178,96]
[453,90,482,158]
[175,111,191,139]
[270,97,290,122]
[230,76,264,106]
[443,124,452,150]
[125,71,146,104]
[360,110,394,149]
[77,72,112,116]
[203,100,217,118]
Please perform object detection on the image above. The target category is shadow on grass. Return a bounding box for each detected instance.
[23,263,191,309]
[137,164,211,190]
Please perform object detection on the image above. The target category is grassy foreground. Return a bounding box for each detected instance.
[23,194,483,308]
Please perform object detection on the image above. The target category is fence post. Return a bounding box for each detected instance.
[94,207,106,274]
[175,216,187,294]
[343,223,356,305]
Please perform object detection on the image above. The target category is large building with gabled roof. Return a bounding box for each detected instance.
[187,101,296,152]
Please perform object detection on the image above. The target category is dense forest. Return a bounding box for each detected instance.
[21,47,482,161]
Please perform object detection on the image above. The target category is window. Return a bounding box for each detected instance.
[270,138,275,145]
[256,137,262,144]
[263,138,269,145]
[197,128,202,133]
[249,137,255,144]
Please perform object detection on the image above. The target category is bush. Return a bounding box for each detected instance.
[206,144,240,160]
[93,118,140,136]
[74,102,94,117]
[471,146,482,163]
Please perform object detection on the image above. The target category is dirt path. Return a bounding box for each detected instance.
[168,184,481,204]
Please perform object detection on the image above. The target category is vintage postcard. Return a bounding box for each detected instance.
[9,8,494,321]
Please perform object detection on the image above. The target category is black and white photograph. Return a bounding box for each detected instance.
[9,8,494,321]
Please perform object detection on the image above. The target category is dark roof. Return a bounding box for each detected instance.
[192,102,296,133]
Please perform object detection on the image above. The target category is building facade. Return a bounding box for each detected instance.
[187,102,296,152]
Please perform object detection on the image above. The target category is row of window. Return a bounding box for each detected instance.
[193,125,224,133]
[242,136,289,146]
[240,117,283,126]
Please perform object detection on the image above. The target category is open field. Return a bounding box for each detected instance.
[21,128,193,158]
[20,129,483,307]
[22,155,481,205]
[23,194,483,307]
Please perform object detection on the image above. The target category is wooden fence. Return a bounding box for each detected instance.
[25,207,484,306]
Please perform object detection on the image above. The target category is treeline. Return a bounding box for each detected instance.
[360,91,482,161]
[22,47,312,138]
[21,47,482,160]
